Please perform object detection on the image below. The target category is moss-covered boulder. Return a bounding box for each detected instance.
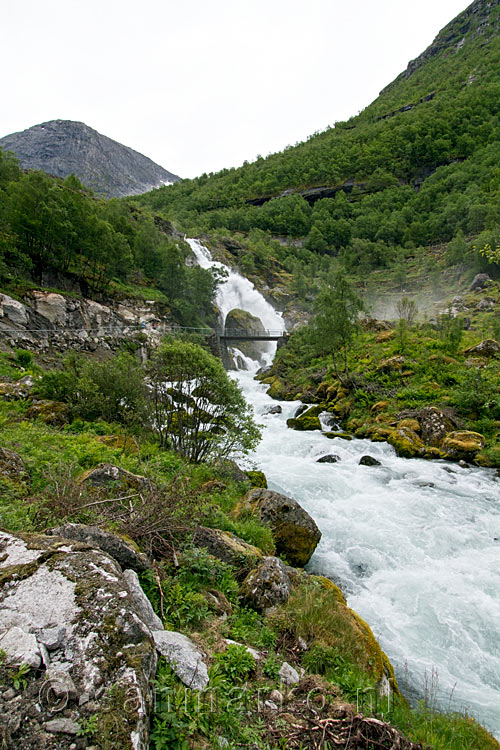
[324,431,353,441]
[0,447,30,486]
[0,529,157,749]
[272,574,400,698]
[245,470,268,488]
[224,308,266,363]
[234,488,321,567]
[376,355,405,373]
[397,418,421,433]
[214,458,248,483]
[77,462,152,491]
[442,431,486,461]
[239,556,291,612]
[26,400,68,426]
[463,339,500,357]
[192,526,263,573]
[46,523,150,572]
[415,406,455,446]
[96,435,139,453]
[387,425,424,458]
[371,400,390,413]
[287,404,322,431]
[267,377,290,400]
[0,376,34,401]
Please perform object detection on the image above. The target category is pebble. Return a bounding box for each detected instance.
[279,661,300,685]
[44,718,80,735]
[264,700,278,710]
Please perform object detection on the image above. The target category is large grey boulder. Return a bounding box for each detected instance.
[469,273,490,291]
[224,308,266,364]
[47,522,150,572]
[123,569,163,630]
[0,529,157,749]
[417,406,456,447]
[239,556,291,612]
[153,631,209,690]
[235,488,321,567]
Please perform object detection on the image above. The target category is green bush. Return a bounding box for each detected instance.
[14,348,33,368]
[215,644,255,683]
[177,548,239,602]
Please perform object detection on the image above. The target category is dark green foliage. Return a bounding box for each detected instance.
[176,548,239,602]
[34,351,145,425]
[215,644,255,682]
[145,339,261,462]
[311,271,364,382]
[14,348,33,368]
[451,370,500,419]
[436,311,464,355]
[0,155,218,326]
[133,3,500,292]
[227,608,277,649]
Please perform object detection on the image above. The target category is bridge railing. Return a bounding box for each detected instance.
[220,328,286,338]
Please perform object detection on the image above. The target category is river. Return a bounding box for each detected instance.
[189,237,500,739]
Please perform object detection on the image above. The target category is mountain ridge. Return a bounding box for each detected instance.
[0,119,180,198]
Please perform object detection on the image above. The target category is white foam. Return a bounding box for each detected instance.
[233,368,500,739]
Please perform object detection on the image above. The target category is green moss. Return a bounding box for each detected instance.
[388,425,424,458]
[244,470,267,488]
[287,406,323,431]
[267,377,290,399]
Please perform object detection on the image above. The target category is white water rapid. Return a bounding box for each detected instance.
[190,238,500,739]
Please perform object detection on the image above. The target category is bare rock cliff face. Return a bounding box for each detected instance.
[0,120,180,197]
[0,290,170,356]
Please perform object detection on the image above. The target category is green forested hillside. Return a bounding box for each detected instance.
[135,0,500,284]
[0,151,217,326]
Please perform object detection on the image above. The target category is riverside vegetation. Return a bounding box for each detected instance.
[0,1,499,747]
[0,343,499,749]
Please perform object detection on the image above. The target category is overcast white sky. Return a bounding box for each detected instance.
[2,0,469,179]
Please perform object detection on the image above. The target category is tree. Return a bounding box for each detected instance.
[395,296,418,327]
[145,340,261,463]
[312,272,364,385]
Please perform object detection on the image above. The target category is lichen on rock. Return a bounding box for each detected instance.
[0,529,157,749]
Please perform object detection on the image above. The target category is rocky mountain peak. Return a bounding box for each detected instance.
[0,119,180,198]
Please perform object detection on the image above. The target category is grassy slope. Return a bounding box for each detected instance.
[1,351,499,749]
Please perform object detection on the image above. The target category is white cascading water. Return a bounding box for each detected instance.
[189,238,500,739]
[186,238,284,366]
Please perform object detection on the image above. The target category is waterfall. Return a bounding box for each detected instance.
[186,237,284,367]
[189,237,500,740]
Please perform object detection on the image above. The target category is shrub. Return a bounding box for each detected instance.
[215,644,255,682]
[228,608,277,650]
[177,548,239,602]
[14,348,33,368]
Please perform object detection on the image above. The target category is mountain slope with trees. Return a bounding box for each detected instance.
[0,148,216,327]
[134,0,500,297]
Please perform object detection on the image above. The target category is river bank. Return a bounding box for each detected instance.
[233,366,500,739]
